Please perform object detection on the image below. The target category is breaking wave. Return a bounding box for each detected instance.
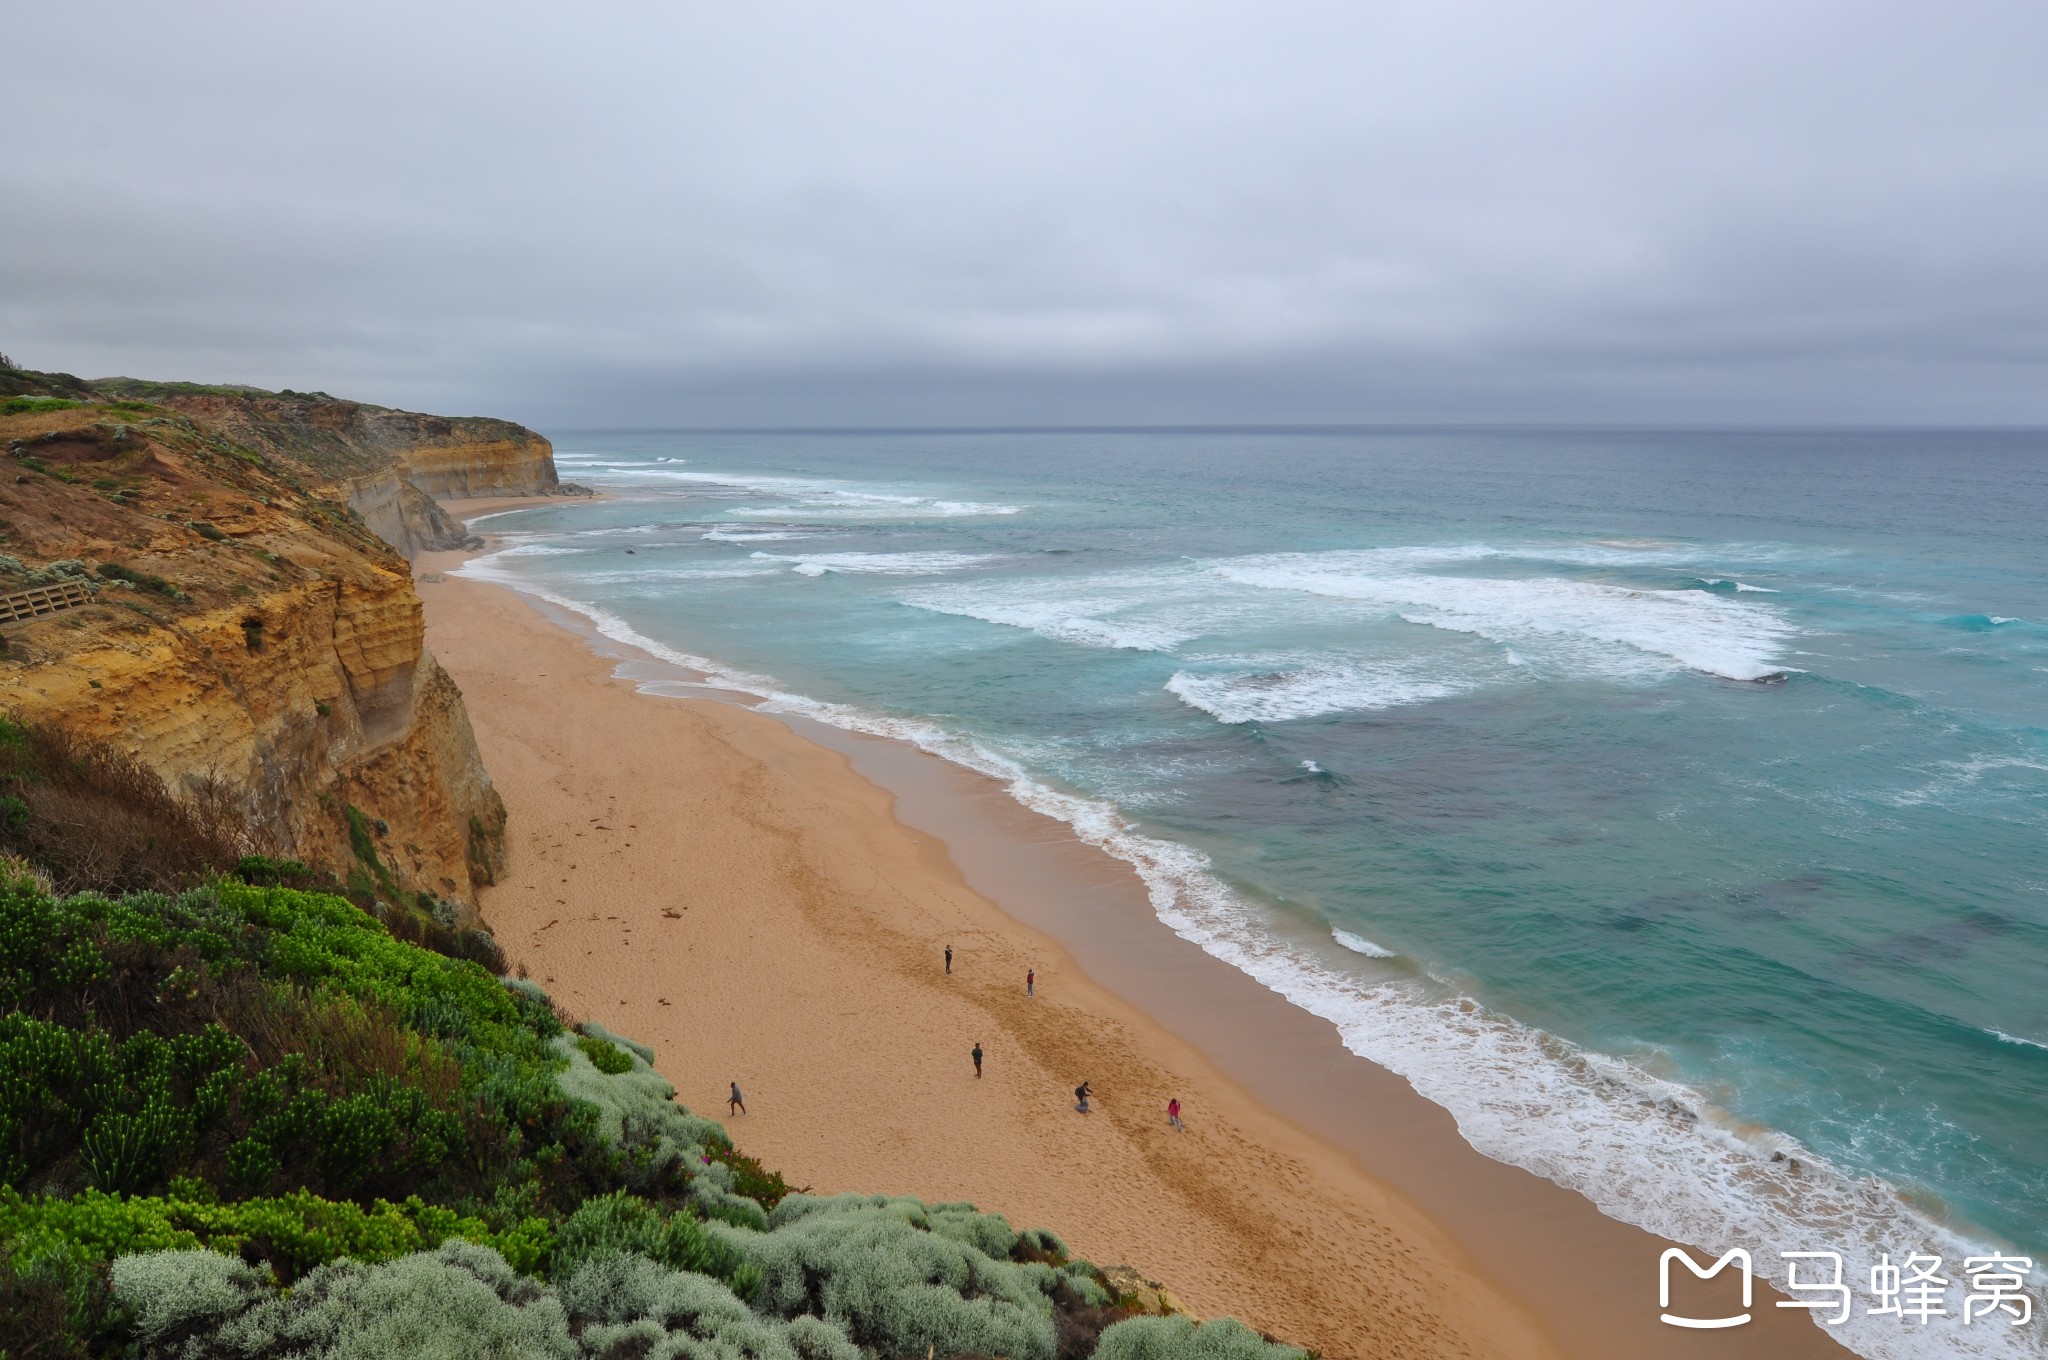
[750,550,999,577]
[1165,656,1467,723]
[1214,551,1797,683]
[1333,929,1396,958]
[587,467,1022,519]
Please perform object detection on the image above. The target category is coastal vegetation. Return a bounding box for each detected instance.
[0,730,1305,1359]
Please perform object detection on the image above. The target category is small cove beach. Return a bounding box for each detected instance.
[418,531,1850,1360]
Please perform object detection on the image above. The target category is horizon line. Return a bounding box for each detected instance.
[536,420,2048,436]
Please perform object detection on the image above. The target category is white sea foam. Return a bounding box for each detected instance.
[898,569,1263,654]
[455,553,2027,1360]
[1887,752,2048,808]
[750,550,998,577]
[901,593,1194,652]
[700,526,824,543]
[576,566,784,583]
[1166,656,1466,723]
[1332,929,1395,958]
[1702,577,1782,593]
[728,500,1022,520]
[618,468,1021,518]
[1215,551,1797,683]
[1300,759,1323,774]
[1987,1028,2048,1052]
[487,542,585,557]
[568,525,662,539]
[1989,616,2023,626]
[453,553,783,694]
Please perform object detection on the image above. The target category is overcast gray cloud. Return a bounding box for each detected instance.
[4,1,2046,425]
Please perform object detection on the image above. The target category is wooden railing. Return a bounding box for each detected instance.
[0,579,94,624]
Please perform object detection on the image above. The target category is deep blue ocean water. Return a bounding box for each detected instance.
[465,428,2047,1359]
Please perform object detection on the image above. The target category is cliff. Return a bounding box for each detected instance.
[86,379,567,557]
[0,382,506,914]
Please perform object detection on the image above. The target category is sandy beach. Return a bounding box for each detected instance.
[417,531,1851,1360]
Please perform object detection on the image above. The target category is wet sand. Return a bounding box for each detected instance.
[416,552,1850,1360]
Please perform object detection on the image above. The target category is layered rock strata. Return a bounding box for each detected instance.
[89,381,563,557]
[0,381,519,912]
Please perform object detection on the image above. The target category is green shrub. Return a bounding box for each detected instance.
[550,1191,757,1296]
[0,1249,109,1360]
[1091,1315,1307,1360]
[1,397,79,415]
[574,1033,634,1076]
[231,854,318,888]
[94,563,187,601]
[0,1186,550,1282]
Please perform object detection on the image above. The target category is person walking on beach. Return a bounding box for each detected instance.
[1026,968,1034,997]
[971,1042,984,1078]
[1167,1097,1182,1132]
[945,944,953,975]
[728,1080,745,1116]
[1075,1080,1092,1113]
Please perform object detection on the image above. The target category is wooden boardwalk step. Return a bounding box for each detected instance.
[0,579,94,624]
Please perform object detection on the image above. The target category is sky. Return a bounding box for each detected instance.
[4,1,2046,427]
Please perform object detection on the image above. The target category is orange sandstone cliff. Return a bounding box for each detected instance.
[90,379,568,558]
[0,371,557,916]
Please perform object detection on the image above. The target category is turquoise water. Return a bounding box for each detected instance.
[467,429,2047,1359]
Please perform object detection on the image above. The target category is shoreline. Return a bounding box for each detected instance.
[416,535,1850,1359]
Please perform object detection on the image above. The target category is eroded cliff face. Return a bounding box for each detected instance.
[341,470,478,562]
[89,382,562,557]
[0,393,506,914]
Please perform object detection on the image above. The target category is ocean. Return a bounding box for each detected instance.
[461,427,2047,1359]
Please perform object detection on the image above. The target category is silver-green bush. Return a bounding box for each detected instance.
[203,1239,576,1360]
[110,1250,273,1345]
[719,1204,1063,1360]
[1091,1315,1307,1360]
[559,1251,860,1360]
[765,1192,1017,1259]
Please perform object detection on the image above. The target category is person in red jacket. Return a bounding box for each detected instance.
[1167,1097,1182,1132]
